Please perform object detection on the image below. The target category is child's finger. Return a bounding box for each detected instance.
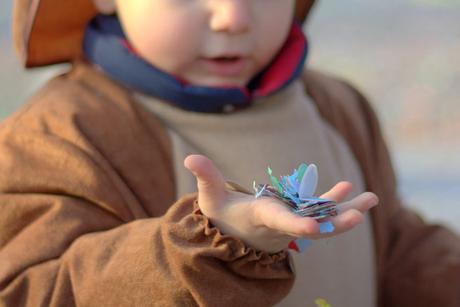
[308,193,378,239]
[184,155,227,209]
[337,192,379,214]
[320,181,353,202]
[254,199,320,237]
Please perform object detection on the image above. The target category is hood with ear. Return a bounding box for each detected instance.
[12,0,316,68]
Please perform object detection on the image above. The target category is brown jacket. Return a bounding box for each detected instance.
[0,61,459,306]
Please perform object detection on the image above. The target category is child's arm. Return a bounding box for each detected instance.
[184,155,378,253]
[0,118,293,306]
[0,83,296,306]
[0,119,376,307]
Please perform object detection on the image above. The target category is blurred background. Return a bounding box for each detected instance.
[1,0,459,232]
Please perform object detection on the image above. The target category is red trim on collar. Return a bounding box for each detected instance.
[254,23,307,97]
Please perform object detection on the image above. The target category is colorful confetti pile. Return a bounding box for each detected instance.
[253,163,338,220]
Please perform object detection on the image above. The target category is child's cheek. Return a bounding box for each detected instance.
[135,24,202,76]
[121,12,190,64]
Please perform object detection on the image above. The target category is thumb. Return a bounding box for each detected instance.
[184,155,227,212]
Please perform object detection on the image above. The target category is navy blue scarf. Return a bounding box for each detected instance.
[83,15,308,113]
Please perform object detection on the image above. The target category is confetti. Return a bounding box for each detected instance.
[319,221,334,234]
[253,163,338,253]
[315,298,332,307]
[254,163,338,220]
[288,238,311,253]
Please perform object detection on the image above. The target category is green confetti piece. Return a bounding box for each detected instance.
[296,163,308,183]
[315,298,332,307]
[267,167,283,194]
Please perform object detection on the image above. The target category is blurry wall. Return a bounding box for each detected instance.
[1,0,459,232]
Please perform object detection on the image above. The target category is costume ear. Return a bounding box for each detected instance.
[93,0,116,15]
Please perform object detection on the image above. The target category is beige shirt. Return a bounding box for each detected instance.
[136,80,376,306]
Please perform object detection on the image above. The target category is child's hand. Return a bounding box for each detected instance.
[184,155,379,253]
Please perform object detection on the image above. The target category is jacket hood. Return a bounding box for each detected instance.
[12,0,316,68]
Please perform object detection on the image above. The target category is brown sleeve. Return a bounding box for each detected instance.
[0,77,293,306]
[302,69,460,307]
[0,194,292,306]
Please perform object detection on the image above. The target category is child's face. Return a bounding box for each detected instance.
[115,0,295,87]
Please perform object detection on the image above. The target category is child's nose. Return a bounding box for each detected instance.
[209,0,251,34]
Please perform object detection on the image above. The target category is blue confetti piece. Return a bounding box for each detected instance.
[294,238,312,252]
[319,221,335,234]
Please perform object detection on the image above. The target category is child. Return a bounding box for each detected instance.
[1,0,459,306]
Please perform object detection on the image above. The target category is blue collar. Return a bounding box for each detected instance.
[83,15,308,113]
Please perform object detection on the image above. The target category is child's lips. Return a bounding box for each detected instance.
[199,56,249,77]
